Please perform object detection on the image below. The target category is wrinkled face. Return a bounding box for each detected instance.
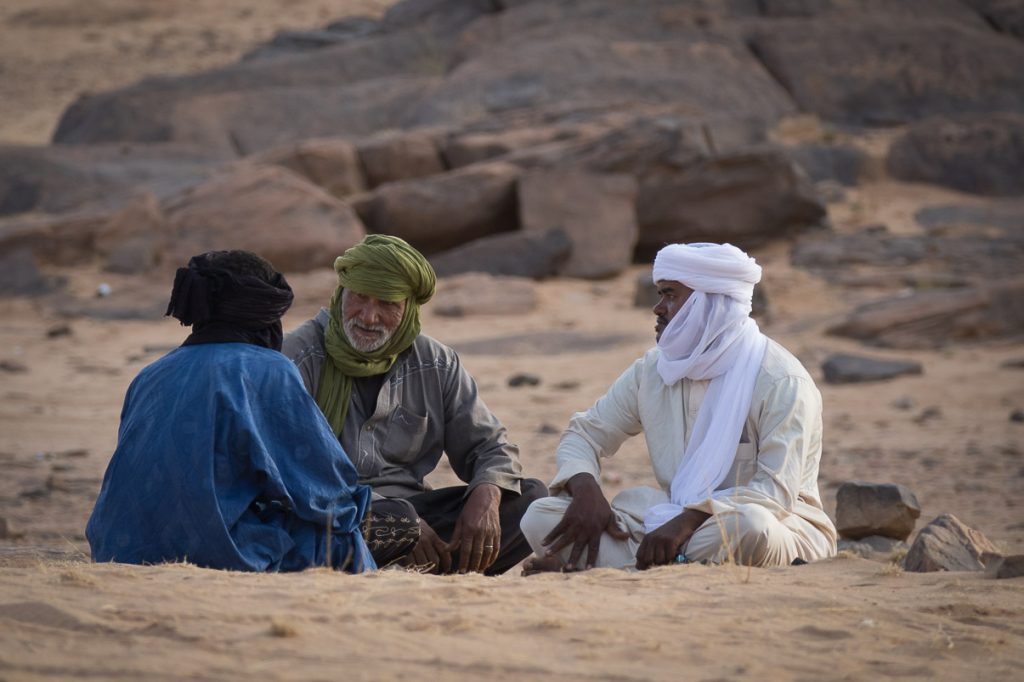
[341,288,407,353]
[653,280,694,342]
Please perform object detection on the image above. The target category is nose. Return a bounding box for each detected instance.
[357,301,383,325]
[652,296,666,317]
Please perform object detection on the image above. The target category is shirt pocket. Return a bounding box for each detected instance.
[380,405,429,464]
[716,442,757,491]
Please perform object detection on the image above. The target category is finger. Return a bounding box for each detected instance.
[605,517,629,541]
[458,536,475,574]
[542,518,569,547]
[636,539,650,571]
[544,528,580,556]
[446,519,463,553]
[421,540,441,574]
[468,534,487,573]
[483,531,500,571]
[653,541,667,567]
[435,540,453,575]
[585,533,600,569]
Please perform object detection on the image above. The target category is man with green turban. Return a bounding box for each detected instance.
[284,235,546,574]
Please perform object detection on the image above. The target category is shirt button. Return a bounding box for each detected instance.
[364,424,372,431]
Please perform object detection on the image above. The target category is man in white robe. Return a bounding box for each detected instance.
[520,243,837,571]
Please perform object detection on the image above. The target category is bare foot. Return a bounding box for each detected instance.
[521,555,567,576]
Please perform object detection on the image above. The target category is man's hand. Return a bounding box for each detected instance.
[635,509,710,570]
[407,518,452,574]
[447,483,502,574]
[542,473,629,570]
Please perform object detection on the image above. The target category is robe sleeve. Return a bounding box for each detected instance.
[550,357,645,494]
[685,375,821,518]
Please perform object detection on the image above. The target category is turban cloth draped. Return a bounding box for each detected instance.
[644,243,769,533]
[317,235,436,437]
[165,254,294,351]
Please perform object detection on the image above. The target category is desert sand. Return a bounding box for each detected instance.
[1,1,1023,681]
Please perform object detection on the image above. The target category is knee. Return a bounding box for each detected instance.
[721,505,778,566]
[519,497,565,548]
[519,478,549,505]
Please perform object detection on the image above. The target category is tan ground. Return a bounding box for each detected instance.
[1,1,1023,680]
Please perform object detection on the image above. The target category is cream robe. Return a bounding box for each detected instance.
[524,339,837,567]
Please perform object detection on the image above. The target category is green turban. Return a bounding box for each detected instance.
[317,235,436,437]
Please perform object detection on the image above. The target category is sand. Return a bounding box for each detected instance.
[1,1,1023,680]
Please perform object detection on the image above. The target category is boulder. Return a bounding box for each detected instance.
[433,272,537,317]
[987,555,1024,579]
[409,33,796,129]
[0,143,217,218]
[356,130,446,188]
[53,29,450,147]
[0,249,62,297]
[821,354,923,384]
[835,482,922,541]
[886,114,1024,196]
[430,228,570,279]
[903,513,1003,573]
[792,228,928,269]
[243,17,383,61]
[786,143,869,187]
[162,165,366,272]
[359,161,520,254]
[442,126,574,168]
[963,0,1024,38]
[635,149,826,258]
[94,194,168,274]
[748,18,1024,125]
[518,169,638,279]
[0,210,110,267]
[827,278,1024,348]
[914,202,1024,234]
[253,139,366,198]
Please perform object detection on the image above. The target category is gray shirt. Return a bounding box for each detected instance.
[282,309,523,499]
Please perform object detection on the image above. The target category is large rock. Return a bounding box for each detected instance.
[903,514,1003,573]
[359,161,520,254]
[518,169,638,279]
[442,126,576,169]
[53,29,450,148]
[822,354,923,384]
[963,0,1024,38]
[162,165,366,272]
[835,482,922,541]
[635,149,826,258]
[0,210,111,267]
[94,194,168,274]
[786,143,869,187]
[749,18,1024,125]
[827,278,1024,348]
[409,32,796,129]
[0,144,217,218]
[356,130,446,188]
[987,555,1024,579]
[887,114,1024,196]
[430,228,570,279]
[0,249,62,297]
[253,139,366,198]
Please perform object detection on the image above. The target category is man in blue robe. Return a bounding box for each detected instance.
[86,250,376,573]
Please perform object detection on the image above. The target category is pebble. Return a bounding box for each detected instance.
[1010,410,1024,423]
[508,373,541,388]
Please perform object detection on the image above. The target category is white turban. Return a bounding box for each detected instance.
[653,242,761,309]
[644,242,769,534]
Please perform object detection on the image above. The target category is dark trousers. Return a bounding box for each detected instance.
[367,478,548,575]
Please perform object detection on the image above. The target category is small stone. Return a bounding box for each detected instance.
[836,481,921,541]
[903,513,1003,573]
[822,353,923,384]
[891,396,915,411]
[913,406,942,424]
[1010,410,1024,423]
[46,324,72,338]
[95,282,112,298]
[1001,359,1024,369]
[553,380,581,391]
[0,360,27,373]
[508,373,541,388]
[537,423,560,435]
[987,554,1024,579]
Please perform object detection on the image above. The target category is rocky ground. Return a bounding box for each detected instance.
[1,1,1023,680]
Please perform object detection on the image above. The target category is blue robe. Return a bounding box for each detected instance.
[87,343,376,573]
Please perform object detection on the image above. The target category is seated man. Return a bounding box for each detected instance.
[283,234,546,574]
[521,242,837,571]
[87,250,375,573]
